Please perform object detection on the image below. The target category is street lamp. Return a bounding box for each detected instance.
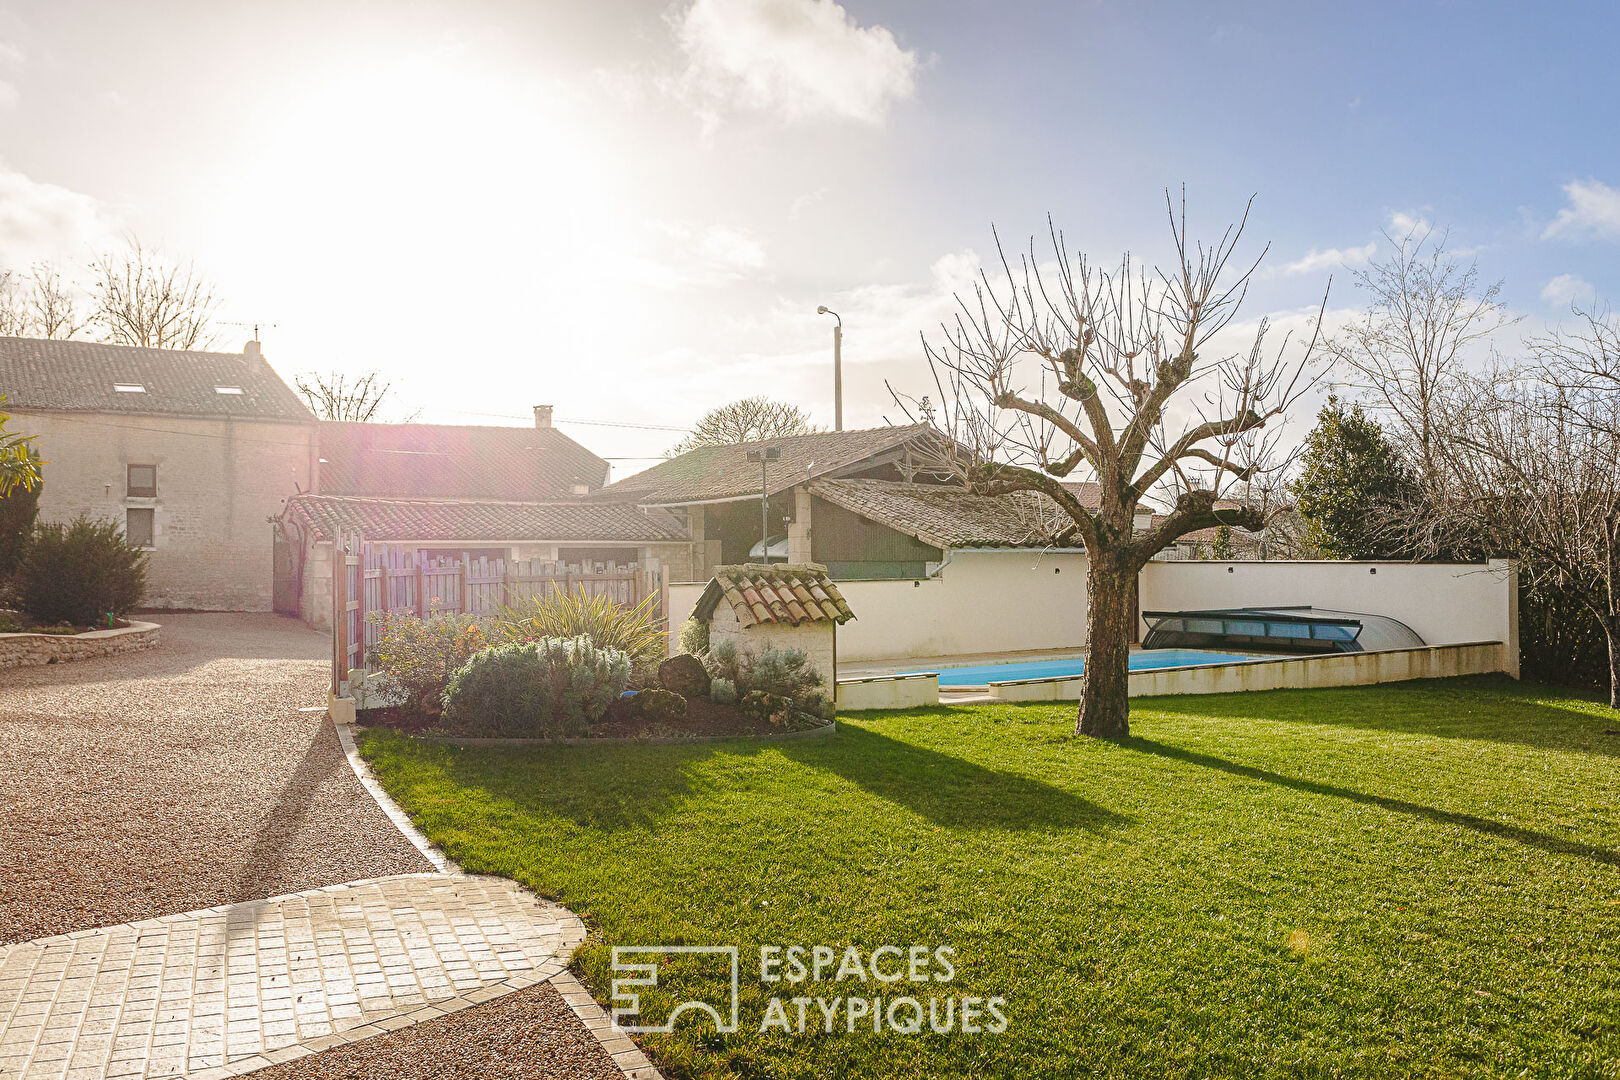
[745,446,781,562]
[817,306,842,431]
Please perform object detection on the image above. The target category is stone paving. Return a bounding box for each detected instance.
[0,874,585,1080]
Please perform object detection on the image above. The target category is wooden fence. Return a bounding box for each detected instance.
[333,540,665,691]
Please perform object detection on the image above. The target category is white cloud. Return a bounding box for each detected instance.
[1387,210,1432,237]
[675,0,918,126]
[1540,272,1596,308]
[627,222,769,289]
[1542,178,1620,241]
[1280,242,1375,276]
[0,163,118,268]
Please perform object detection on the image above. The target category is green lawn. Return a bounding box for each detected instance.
[359,676,1620,1079]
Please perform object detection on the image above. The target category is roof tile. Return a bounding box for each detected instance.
[278,493,688,544]
[695,564,856,628]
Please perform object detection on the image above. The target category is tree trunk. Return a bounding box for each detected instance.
[1078,558,1135,738]
[1606,616,1620,711]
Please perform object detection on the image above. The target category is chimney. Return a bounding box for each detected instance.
[533,404,553,428]
[244,340,262,359]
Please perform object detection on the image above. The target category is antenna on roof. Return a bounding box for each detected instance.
[220,320,279,341]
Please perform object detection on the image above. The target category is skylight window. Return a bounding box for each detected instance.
[114,383,146,393]
[214,386,244,395]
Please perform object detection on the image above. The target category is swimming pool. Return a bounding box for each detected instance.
[916,649,1262,688]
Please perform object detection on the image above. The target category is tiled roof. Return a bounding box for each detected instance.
[599,424,937,505]
[1060,481,1103,510]
[810,478,1082,549]
[0,336,314,421]
[317,421,609,499]
[278,493,688,544]
[695,564,855,628]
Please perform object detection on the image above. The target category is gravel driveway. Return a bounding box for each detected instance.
[0,613,432,944]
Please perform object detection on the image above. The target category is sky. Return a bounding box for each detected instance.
[1,0,1618,476]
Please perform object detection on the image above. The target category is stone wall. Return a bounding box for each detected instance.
[13,409,317,612]
[0,621,162,668]
[707,602,837,687]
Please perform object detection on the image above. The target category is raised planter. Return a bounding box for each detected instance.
[0,620,161,668]
[373,719,838,748]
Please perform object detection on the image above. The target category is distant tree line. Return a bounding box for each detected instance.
[1290,228,1619,705]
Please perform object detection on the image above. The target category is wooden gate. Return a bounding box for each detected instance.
[331,530,363,694]
[335,539,667,689]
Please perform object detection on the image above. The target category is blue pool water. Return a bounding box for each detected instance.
[917,649,1261,688]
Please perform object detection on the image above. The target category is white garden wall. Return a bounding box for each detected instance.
[669,550,1090,663]
[1138,559,1519,676]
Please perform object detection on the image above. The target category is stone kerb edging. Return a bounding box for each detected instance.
[382,718,839,749]
[0,619,160,668]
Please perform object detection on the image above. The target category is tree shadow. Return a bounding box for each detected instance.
[413,724,1128,836]
[1144,675,1620,758]
[777,725,1130,833]
[425,736,755,832]
[1125,736,1620,870]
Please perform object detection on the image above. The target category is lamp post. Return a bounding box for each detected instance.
[746,446,781,562]
[817,306,842,431]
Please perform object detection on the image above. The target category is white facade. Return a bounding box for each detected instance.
[15,409,317,611]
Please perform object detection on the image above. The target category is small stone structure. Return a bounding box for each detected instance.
[692,563,855,687]
[0,620,161,668]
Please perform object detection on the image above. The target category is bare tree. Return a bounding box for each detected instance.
[90,239,220,350]
[669,396,818,454]
[1329,226,1514,485]
[1430,368,1620,708]
[294,371,395,422]
[27,263,88,340]
[0,264,88,339]
[907,194,1325,737]
[0,271,23,337]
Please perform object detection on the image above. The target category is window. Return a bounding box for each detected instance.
[125,508,154,548]
[127,464,157,498]
[113,383,146,393]
[214,385,244,395]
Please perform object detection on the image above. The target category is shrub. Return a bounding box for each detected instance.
[0,470,39,582]
[441,635,630,738]
[629,688,687,722]
[366,611,487,718]
[703,639,745,687]
[19,515,146,626]
[496,588,665,685]
[747,646,823,700]
[710,677,737,705]
[678,617,709,656]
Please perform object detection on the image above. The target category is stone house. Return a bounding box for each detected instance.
[0,336,318,611]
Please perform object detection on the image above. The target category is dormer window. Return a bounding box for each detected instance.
[214,385,244,395]
[114,383,145,393]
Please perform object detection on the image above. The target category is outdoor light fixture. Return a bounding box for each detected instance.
[817,306,843,431]
[746,447,781,562]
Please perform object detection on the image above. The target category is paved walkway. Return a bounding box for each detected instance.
[0,875,584,1080]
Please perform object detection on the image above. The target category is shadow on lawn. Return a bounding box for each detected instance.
[1145,675,1620,758]
[423,725,1127,834]
[1127,737,1620,869]
[779,725,1130,833]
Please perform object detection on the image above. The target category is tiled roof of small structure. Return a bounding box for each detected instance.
[695,563,855,628]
